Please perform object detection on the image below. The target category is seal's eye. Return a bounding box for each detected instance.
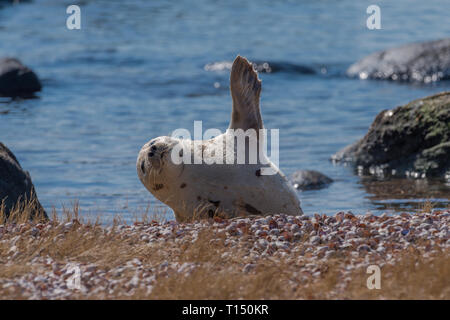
[151,145,157,151]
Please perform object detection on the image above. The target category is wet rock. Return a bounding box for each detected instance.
[0,0,15,8]
[0,142,47,220]
[290,170,333,190]
[347,38,450,82]
[251,60,315,74]
[0,58,42,98]
[332,92,450,178]
[0,0,32,4]
[204,60,315,74]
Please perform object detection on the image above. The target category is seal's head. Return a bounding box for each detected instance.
[136,136,181,191]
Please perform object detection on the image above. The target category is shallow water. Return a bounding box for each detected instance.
[0,0,449,222]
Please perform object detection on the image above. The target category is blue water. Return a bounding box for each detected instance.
[1,0,449,221]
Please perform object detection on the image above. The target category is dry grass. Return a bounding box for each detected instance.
[419,199,435,214]
[135,238,450,300]
[0,195,47,225]
[0,202,449,300]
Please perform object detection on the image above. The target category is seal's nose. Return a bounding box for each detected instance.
[148,145,157,158]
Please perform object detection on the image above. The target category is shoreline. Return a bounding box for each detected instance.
[0,210,448,299]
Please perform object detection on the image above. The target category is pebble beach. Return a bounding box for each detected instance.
[0,210,448,299]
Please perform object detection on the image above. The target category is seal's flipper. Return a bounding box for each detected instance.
[229,56,263,131]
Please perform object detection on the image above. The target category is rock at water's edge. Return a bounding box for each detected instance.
[332,92,450,178]
[0,58,42,98]
[347,38,450,82]
[0,142,47,220]
[290,170,333,190]
[204,60,315,74]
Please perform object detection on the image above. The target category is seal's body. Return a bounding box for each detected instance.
[137,56,303,221]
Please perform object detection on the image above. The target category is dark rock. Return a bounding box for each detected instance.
[0,0,31,7]
[204,60,315,74]
[0,142,47,220]
[332,92,450,178]
[251,61,315,74]
[0,58,42,98]
[290,170,333,190]
[347,38,450,82]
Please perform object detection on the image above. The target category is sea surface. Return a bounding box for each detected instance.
[1,0,449,222]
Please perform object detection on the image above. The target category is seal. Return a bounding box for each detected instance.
[137,56,303,221]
